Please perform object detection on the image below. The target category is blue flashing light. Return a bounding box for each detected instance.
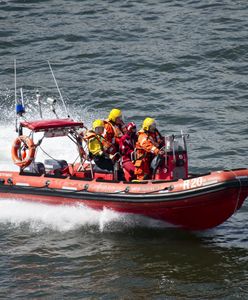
[16,103,25,115]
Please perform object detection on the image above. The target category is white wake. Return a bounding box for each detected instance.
[0,199,170,232]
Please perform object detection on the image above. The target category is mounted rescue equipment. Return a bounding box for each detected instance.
[11,135,36,168]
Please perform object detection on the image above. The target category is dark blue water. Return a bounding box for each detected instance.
[0,0,248,298]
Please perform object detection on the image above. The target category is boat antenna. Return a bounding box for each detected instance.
[14,59,18,132]
[47,60,70,118]
[36,90,43,118]
[20,88,24,106]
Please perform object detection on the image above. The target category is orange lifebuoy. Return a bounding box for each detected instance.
[11,135,36,168]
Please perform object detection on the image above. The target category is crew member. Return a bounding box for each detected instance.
[103,108,126,150]
[85,119,115,172]
[134,117,164,180]
[119,122,137,181]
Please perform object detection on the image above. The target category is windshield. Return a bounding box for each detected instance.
[164,134,188,152]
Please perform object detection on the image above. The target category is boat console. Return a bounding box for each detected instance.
[154,134,189,180]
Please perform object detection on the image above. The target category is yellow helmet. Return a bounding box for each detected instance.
[108,108,122,122]
[92,119,104,131]
[142,117,156,131]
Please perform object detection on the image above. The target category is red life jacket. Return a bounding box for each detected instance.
[119,133,137,163]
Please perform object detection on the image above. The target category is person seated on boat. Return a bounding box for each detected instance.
[103,108,127,151]
[134,117,165,180]
[119,122,137,181]
[85,119,115,172]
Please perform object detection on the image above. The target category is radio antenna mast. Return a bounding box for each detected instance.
[48,60,70,118]
[14,59,18,132]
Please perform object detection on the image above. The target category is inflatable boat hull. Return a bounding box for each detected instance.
[0,168,248,230]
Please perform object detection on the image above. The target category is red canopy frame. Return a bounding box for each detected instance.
[20,119,84,132]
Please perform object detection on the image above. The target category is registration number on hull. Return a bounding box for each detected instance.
[183,177,203,190]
